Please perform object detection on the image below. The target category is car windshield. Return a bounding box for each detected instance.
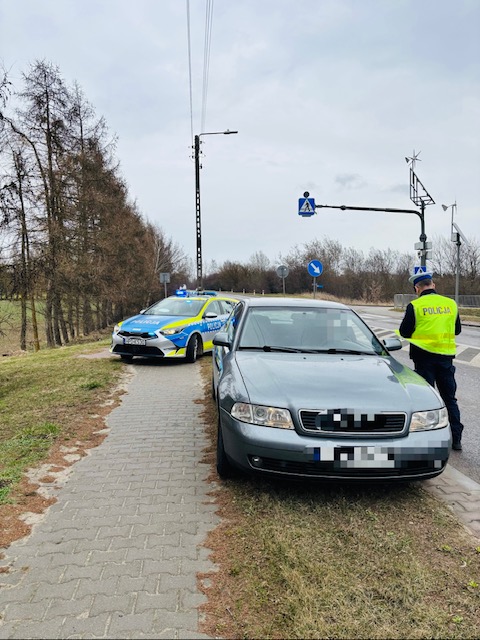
[238,307,383,354]
[143,298,205,317]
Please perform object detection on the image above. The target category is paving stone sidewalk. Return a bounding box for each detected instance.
[0,360,218,639]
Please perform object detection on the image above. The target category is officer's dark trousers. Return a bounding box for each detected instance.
[413,357,464,443]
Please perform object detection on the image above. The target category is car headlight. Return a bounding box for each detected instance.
[410,407,449,431]
[161,327,185,336]
[231,402,294,429]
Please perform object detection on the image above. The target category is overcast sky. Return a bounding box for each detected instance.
[1,0,479,272]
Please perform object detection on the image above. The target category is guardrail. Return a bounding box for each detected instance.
[394,294,480,309]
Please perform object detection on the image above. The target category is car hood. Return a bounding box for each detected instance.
[235,352,442,412]
[119,314,193,332]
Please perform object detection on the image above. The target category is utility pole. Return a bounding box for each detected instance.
[194,134,202,290]
[194,130,238,290]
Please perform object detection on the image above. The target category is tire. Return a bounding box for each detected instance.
[216,414,235,479]
[120,355,133,362]
[186,334,201,363]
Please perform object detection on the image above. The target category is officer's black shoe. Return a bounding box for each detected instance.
[452,440,463,451]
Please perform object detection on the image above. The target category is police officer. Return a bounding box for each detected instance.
[399,272,464,450]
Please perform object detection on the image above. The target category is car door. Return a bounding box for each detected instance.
[212,302,244,395]
[201,300,226,352]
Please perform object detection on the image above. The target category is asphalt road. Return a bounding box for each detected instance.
[353,305,480,484]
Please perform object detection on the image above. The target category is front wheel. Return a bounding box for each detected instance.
[186,334,201,363]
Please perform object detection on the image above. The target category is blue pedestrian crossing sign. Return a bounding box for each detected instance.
[298,197,316,217]
[413,266,426,275]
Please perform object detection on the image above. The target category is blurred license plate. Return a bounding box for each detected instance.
[313,446,395,468]
[124,337,146,346]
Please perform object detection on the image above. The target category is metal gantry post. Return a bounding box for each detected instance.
[419,201,427,268]
[299,155,435,281]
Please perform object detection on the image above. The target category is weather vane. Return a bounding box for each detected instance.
[405,150,422,170]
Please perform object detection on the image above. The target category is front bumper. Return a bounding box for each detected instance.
[220,409,451,481]
[110,334,186,359]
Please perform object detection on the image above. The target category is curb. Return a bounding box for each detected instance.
[424,465,480,542]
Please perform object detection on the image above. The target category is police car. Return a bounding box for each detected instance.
[110,292,238,363]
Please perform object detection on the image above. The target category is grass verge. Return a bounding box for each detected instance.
[0,338,124,507]
[197,357,480,639]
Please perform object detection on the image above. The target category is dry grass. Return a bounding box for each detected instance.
[197,357,480,639]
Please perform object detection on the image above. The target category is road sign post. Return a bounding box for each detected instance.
[276,265,289,295]
[307,260,323,299]
[159,272,170,298]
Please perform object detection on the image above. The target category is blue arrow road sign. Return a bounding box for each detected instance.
[298,197,315,217]
[308,259,323,277]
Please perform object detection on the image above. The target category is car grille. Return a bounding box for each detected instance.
[112,344,164,357]
[118,330,152,339]
[299,410,406,435]
[250,456,444,479]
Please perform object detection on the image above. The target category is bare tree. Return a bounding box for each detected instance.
[0,145,41,350]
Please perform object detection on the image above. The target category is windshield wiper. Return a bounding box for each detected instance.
[312,348,378,355]
[262,345,311,353]
[238,345,307,353]
[238,345,377,355]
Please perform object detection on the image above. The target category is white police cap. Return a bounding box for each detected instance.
[408,271,433,286]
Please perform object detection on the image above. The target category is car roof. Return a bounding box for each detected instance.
[167,295,238,302]
[239,296,349,310]
[173,289,234,298]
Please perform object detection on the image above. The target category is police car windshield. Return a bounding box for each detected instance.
[144,299,205,317]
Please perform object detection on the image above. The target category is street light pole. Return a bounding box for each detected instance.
[442,202,460,304]
[455,237,461,304]
[194,129,238,290]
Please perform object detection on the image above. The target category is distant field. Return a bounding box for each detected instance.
[0,300,32,355]
[0,300,111,355]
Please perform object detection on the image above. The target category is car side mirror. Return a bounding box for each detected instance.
[213,332,232,348]
[204,312,218,319]
[382,337,403,352]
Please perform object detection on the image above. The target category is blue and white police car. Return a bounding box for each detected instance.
[110,292,238,363]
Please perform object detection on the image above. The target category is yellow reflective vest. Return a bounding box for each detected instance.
[409,294,457,355]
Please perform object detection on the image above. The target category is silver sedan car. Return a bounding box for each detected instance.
[212,297,451,481]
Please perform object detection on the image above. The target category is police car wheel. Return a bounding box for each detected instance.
[186,335,200,363]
